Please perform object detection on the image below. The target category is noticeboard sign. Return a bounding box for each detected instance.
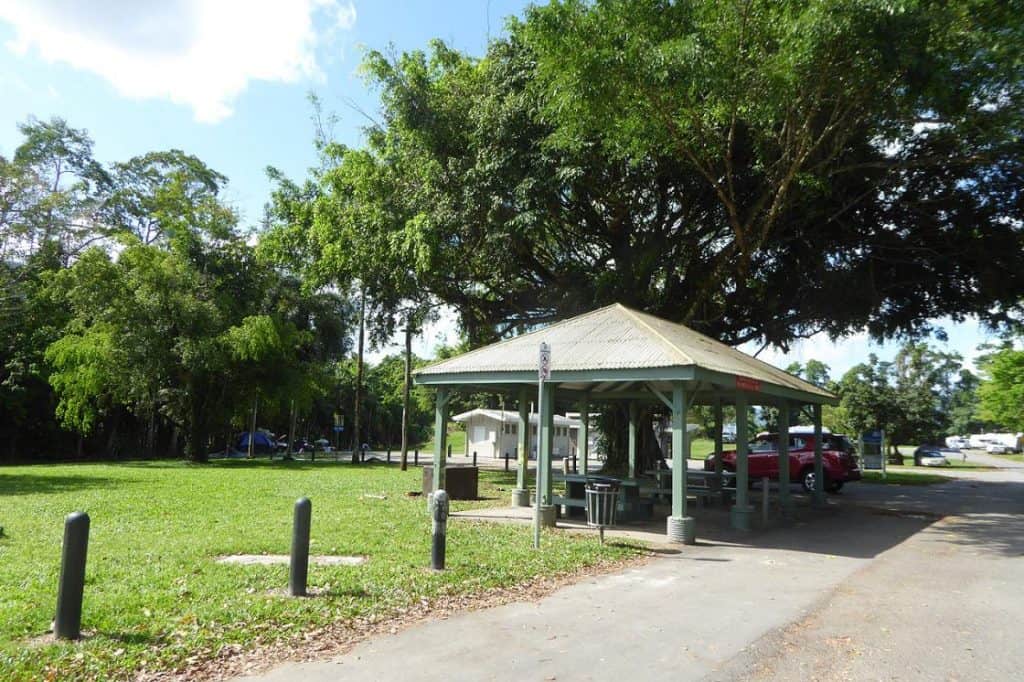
[860,429,886,474]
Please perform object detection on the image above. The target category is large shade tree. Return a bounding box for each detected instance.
[354,0,1022,349]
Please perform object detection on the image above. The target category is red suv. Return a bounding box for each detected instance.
[704,433,861,493]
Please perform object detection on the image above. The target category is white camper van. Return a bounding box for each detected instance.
[967,433,1024,453]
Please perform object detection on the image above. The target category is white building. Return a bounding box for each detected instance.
[452,408,581,459]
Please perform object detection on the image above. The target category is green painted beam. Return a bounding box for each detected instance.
[433,387,449,494]
[813,403,826,506]
[777,398,792,516]
[671,383,687,518]
[578,393,589,475]
[517,387,529,491]
[628,400,637,479]
[538,382,555,506]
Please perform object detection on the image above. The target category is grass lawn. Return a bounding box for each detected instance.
[0,460,638,680]
[416,429,467,456]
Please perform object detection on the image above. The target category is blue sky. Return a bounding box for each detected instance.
[0,0,996,375]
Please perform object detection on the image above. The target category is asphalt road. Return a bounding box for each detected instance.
[241,460,1024,682]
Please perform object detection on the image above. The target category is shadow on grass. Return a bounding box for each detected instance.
[0,472,119,496]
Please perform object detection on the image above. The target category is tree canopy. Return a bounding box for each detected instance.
[348,0,1023,348]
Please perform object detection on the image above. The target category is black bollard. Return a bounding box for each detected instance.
[387,448,391,464]
[414,449,419,466]
[472,451,477,466]
[289,497,311,596]
[431,489,449,570]
[504,452,509,471]
[54,512,90,640]
[447,443,452,458]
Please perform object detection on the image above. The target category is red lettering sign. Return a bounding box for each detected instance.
[735,376,761,392]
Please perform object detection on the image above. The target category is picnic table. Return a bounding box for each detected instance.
[552,474,654,522]
[644,468,736,507]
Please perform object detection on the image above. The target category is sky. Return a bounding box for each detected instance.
[0,0,997,377]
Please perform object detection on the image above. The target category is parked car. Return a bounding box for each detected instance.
[913,445,950,467]
[945,436,970,449]
[704,433,861,493]
[986,443,1016,454]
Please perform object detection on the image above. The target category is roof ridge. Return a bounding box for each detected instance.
[415,304,621,374]
[617,305,695,366]
[618,306,831,397]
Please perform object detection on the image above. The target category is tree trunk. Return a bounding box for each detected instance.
[352,289,365,464]
[105,408,121,459]
[146,409,157,458]
[287,399,297,458]
[247,397,258,459]
[400,322,412,471]
[598,404,666,475]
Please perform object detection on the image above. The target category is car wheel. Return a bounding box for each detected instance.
[801,469,814,493]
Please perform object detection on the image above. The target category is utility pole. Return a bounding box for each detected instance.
[400,321,413,471]
[352,289,365,464]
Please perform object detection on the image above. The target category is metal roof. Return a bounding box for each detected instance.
[451,409,581,428]
[415,304,835,403]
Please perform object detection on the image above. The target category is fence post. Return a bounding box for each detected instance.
[289,498,311,596]
[414,448,419,466]
[472,451,477,466]
[504,451,509,471]
[761,477,770,526]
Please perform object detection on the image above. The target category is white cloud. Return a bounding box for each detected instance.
[0,0,356,123]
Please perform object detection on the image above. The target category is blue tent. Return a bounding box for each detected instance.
[236,431,274,452]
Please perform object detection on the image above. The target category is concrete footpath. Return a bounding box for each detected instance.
[242,469,1024,682]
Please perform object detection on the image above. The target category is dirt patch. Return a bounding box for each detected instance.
[216,554,367,566]
[140,552,653,681]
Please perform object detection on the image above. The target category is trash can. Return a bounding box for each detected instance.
[585,480,620,543]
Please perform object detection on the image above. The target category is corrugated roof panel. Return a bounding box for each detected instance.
[416,304,832,399]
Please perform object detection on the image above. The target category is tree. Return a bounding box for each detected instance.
[351,0,1022,352]
[837,343,963,460]
[977,346,1024,433]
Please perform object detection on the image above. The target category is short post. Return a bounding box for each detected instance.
[54,512,90,640]
[387,448,391,464]
[504,451,510,471]
[430,489,449,570]
[447,443,452,458]
[414,448,419,466]
[289,497,311,597]
[573,455,578,474]
[761,477,770,526]
[472,451,477,466]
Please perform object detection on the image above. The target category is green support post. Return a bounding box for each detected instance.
[543,384,555,505]
[813,403,826,506]
[731,393,753,530]
[432,387,449,498]
[713,399,724,477]
[512,387,531,507]
[777,399,792,519]
[628,400,637,479]
[667,382,695,543]
[578,393,589,476]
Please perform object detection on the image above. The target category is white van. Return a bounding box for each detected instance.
[968,433,1023,453]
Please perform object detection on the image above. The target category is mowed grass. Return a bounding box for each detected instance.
[0,460,638,680]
